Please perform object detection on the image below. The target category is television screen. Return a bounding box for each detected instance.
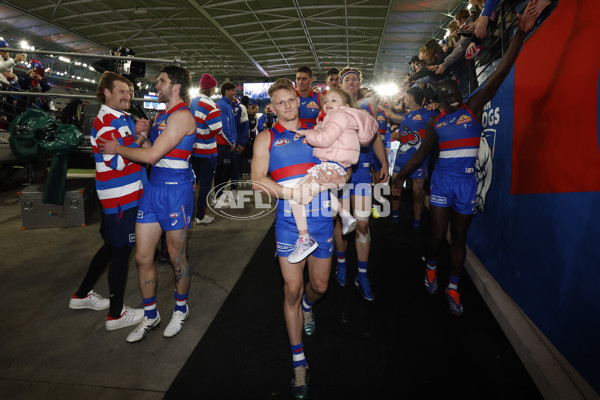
[244,82,273,99]
[143,94,166,110]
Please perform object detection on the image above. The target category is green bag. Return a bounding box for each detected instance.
[9,109,84,204]
[38,123,83,156]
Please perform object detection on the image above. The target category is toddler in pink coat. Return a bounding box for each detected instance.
[288,88,378,263]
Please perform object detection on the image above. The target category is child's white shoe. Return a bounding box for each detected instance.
[340,211,357,235]
[288,235,318,263]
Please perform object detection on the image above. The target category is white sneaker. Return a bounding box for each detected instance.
[163,308,190,338]
[105,306,144,331]
[126,313,161,343]
[69,290,109,311]
[341,212,357,235]
[194,215,215,227]
[288,235,318,264]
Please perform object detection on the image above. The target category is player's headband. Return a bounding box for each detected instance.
[341,70,360,82]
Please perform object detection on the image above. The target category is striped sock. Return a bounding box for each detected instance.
[448,274,460,291]
[392,210,399,223]
[174,290,188,313]
[357,261,368,279]
[335,251,346,266]
[426,260,437,282]
[291,342,307,368]
[301,294,313,312]
[143,296,158,319]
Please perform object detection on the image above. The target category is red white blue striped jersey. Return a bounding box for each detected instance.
[90,105,146,214]
[376,108,391,149]
[268,122,328,218]
[376,108,387,135]
[396,108,438,163]
[149,102,195,184]
[268,122,314,185]
[359,98,375,117]
[434,104,482,176]
[190,94,222,159]
[296,89,321,128]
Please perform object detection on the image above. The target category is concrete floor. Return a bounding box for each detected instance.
[2,176,595,399]
[0,178,274,399]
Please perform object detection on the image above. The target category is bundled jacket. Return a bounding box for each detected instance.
[304,106,377,168]
[232,100,250,147]
[216,96,237,146]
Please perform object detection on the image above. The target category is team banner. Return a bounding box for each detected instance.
[467,0,600,392]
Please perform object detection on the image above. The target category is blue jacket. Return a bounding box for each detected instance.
[233,101,250,147]
[216,96,237,145]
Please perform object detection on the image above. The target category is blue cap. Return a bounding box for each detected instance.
[0,40,9,48]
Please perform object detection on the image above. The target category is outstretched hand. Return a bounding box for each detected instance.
[427,64,446,75]
[474,15,490,39]
[530,0,551,15]
[518,0,544,33]
[426,102,440,112]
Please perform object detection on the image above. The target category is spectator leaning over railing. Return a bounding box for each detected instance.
[404,39,448,87]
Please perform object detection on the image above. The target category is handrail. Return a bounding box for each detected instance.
[4,48,183,65]
[0,91,147,103]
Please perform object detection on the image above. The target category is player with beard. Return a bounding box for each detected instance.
[99,65,197,342]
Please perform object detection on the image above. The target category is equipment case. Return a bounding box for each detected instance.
[18,178,96,229]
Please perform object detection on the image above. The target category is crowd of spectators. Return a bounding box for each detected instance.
[402,0,555,99]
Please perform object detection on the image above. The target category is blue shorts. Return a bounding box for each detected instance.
[371,155,382,172]
[341,162,372,198]
[275,216,334,259]
[137,181,194,230]
[394,157,429,179]
[429,171,477,215]
[102,207,137,248]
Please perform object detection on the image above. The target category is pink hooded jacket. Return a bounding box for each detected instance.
[303,106,378,168]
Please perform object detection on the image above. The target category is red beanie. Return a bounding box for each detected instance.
[200,73,217,89]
